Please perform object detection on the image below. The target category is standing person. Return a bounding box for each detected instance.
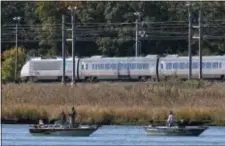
[70,106,77,128]
[59,110,67,125]
[167,111,173,127]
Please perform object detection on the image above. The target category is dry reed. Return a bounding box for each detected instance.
[2,80,225,125]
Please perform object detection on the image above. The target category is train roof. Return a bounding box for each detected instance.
[80,54,159,60]
[26,54,225,62]
[162,55,225,59]
[160,56,225,62]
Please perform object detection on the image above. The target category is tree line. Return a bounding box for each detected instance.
[1,1,225,82]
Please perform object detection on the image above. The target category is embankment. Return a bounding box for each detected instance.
[2,80,225,125]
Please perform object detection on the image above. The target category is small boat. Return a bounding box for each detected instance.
[29,124,100,137]
[144,125,208,136]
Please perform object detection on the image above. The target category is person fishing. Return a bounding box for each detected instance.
[59,110,67,125]
[167,111,173,127]
[69,106,77,128]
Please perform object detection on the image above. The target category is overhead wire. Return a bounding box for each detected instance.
[2,20,225,43]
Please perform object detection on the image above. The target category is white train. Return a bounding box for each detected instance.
[20,55,225,82]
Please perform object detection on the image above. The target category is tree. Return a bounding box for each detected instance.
[1,1,225,58]
[2,47,26,82]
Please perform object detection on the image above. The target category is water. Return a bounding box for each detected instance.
[2,124,225,146]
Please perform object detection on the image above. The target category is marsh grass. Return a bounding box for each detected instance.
[2,80,225,125]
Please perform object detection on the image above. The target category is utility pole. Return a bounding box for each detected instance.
[135,18,138,57]
[61,14,66,85]
[199,9,203,80]
[68,6,77,86]
[187,2,192,80]
[13,16,21,82]
[134,12,140,57]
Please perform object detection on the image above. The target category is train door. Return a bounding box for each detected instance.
[157,57,168,81]
[117,60,130,80]
[79,61,87,80]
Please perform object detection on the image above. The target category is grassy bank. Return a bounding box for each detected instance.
[2,80,225,125]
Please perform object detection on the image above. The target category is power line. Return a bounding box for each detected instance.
[2,35,225,43]
[2,19,224,29]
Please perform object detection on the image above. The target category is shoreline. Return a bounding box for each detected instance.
[1,118,220,126]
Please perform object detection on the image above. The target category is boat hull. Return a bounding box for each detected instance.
[144,126,208,136]
[29,125,99,137]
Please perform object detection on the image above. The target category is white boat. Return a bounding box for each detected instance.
[144,125,208,136]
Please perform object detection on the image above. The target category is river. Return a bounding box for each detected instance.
[2,124,225,146]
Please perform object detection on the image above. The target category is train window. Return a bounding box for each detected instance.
[106,64,110,70]
[173,63,178,69]
[97,64,99,70]
[166,63,172,69]
[123,63,126,69]
[121,63,124,69]
[202,63,205,68]
[185,63,189,69]
[193,62,198,69]
[206,62,211,69]
[104,64,107,69]
[144,63,147,69]
[131,63,136,69]
[144,64,149,69]
[86,64,88,70]
[128,63,131,69]
[81,64,84,70]
[180,63,185,69]
[137,63,142,69]
[123,63,128,69]
[213,62,218,68]
[118,63,122,70]
[100,64,104,69]
[112,64,117,69]
[93,64,95,70]
[97,64,101,70]
[129,63,132,69]
[160,64,163,69]
[141,63,144,69]
[142,63,144,69]
[219,62,222,68]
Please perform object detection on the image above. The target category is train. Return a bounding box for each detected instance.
[20,54,225,82]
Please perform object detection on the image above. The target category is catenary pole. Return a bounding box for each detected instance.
[62,14,66,85]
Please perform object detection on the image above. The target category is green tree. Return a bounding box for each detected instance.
[1,1,225,57]
[2,47,26,82]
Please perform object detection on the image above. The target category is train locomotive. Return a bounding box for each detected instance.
[20,55,225,82]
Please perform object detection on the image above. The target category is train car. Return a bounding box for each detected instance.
[20,55,225,82]
[158,55,225,80]
[78,55,158,81]
[20,57,64,82]
[20,55,158,82]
